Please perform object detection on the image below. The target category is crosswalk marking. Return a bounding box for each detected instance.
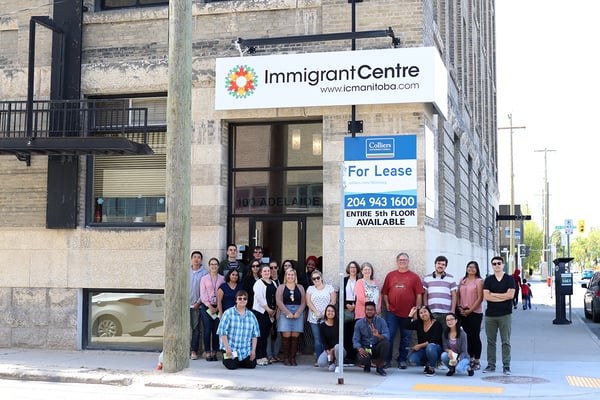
[412,383,504,393]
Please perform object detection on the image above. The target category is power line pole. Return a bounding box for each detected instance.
[498,114,525,272]
[534,148,556,279]
[163,0,192,373]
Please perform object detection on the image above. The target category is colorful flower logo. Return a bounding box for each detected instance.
[225,65,257,99]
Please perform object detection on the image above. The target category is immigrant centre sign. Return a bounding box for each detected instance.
[215,47,448,117]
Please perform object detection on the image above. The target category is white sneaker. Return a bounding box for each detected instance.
[334,366,340,373]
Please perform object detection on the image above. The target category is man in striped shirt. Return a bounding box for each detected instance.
[423,255,457,328]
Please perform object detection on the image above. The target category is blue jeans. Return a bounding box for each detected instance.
[310,322,323,361]
[385,313,411,363]
[200,305,219,353]
[441,352,471,373]
[190,308,201,354]
[408,343,442,367]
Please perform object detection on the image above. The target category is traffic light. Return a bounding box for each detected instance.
[578,220,585,233]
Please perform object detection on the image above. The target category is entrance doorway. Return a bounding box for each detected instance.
[248,216,322,267]
[229,121,324,268]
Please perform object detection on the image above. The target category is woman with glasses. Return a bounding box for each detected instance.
[275,268,306,366]
[217,290,260,370]
[243,259,262,308]
[441,312,474,376]
[407,305,443,376]
[457,260,484,370]
[306,270,336,367]
[342,261,360,363]
[355,262,382,319]
[217,269,242,317]
[252,264,278,366]
[200,257,225,361]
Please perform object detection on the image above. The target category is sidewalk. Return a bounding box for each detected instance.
[1,281,599,398]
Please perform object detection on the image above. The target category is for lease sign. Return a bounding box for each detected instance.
[344,135,417,228]
[215,47,447,116]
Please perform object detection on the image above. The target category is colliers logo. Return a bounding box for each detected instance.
[226,65,258,98]
[365,138,395,158]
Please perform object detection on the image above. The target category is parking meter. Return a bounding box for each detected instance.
[552,257,573,325]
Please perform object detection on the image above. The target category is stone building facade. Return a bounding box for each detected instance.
[0,0,498,350]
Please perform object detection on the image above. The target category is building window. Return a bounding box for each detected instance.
[88,96,167,226]
[99,0,168,10]
[85,289,164,351]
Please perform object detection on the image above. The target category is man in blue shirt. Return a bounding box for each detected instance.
[217,290,260,369]
[353,301,390,376]
[190,251,208,360]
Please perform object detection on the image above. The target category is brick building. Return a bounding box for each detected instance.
[0,0,498,350]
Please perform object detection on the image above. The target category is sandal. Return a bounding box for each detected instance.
[472,360,481,370]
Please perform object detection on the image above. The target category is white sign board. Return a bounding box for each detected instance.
[215,47,447,116]
[343,135,417,227]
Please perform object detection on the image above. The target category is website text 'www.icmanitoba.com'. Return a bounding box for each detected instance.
[320,82,420,93]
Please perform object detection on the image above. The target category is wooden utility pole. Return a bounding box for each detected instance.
[163,0,192,373]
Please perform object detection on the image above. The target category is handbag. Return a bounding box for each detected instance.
[344,309,355,323]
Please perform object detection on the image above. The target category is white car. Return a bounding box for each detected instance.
[91,293,164,337]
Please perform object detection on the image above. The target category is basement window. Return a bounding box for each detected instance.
[99,0,168,11]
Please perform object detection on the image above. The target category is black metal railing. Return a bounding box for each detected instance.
[0,99,153,143]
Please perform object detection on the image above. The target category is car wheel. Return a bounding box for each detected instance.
[94,315,123,337]
[593,303,600,323]
[584,304,592,319]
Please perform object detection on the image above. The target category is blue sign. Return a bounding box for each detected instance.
[344,135,417,227]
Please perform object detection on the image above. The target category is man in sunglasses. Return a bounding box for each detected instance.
[217,290,260,370]
[482,256,515,376]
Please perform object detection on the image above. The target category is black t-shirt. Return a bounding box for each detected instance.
[483,273,515,317]
[319,322,339,351]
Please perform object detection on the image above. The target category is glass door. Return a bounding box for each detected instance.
[250,216,305,265]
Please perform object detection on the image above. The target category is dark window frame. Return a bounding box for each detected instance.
[97,0,168,11]
[83,288,164,351]
[85,93,167,228]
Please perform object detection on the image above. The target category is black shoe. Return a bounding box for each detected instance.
[376,367,387,376]
[468,368,474,376]
[446,366,455,376]
[363,364,371,373]
[398,361,408,369]
[503,366,511,375]
[482,365,495,373]
[424,367,436,377]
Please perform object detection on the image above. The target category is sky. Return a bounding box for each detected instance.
[495,0,600,234]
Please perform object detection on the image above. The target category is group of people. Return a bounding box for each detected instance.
[190,247,517,377]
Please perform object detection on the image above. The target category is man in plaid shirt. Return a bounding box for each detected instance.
[217,290,260,369]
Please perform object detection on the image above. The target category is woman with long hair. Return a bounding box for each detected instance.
[243,259,261,308]
[457,260,484,370]
[275,268,306,366]
[252,264,277,366]
[199,257,225,361]
[317,304,346,371]
[407,305,443,376]
[306,269,336,367]
[217,269,242,317]
[441,312,474,376]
